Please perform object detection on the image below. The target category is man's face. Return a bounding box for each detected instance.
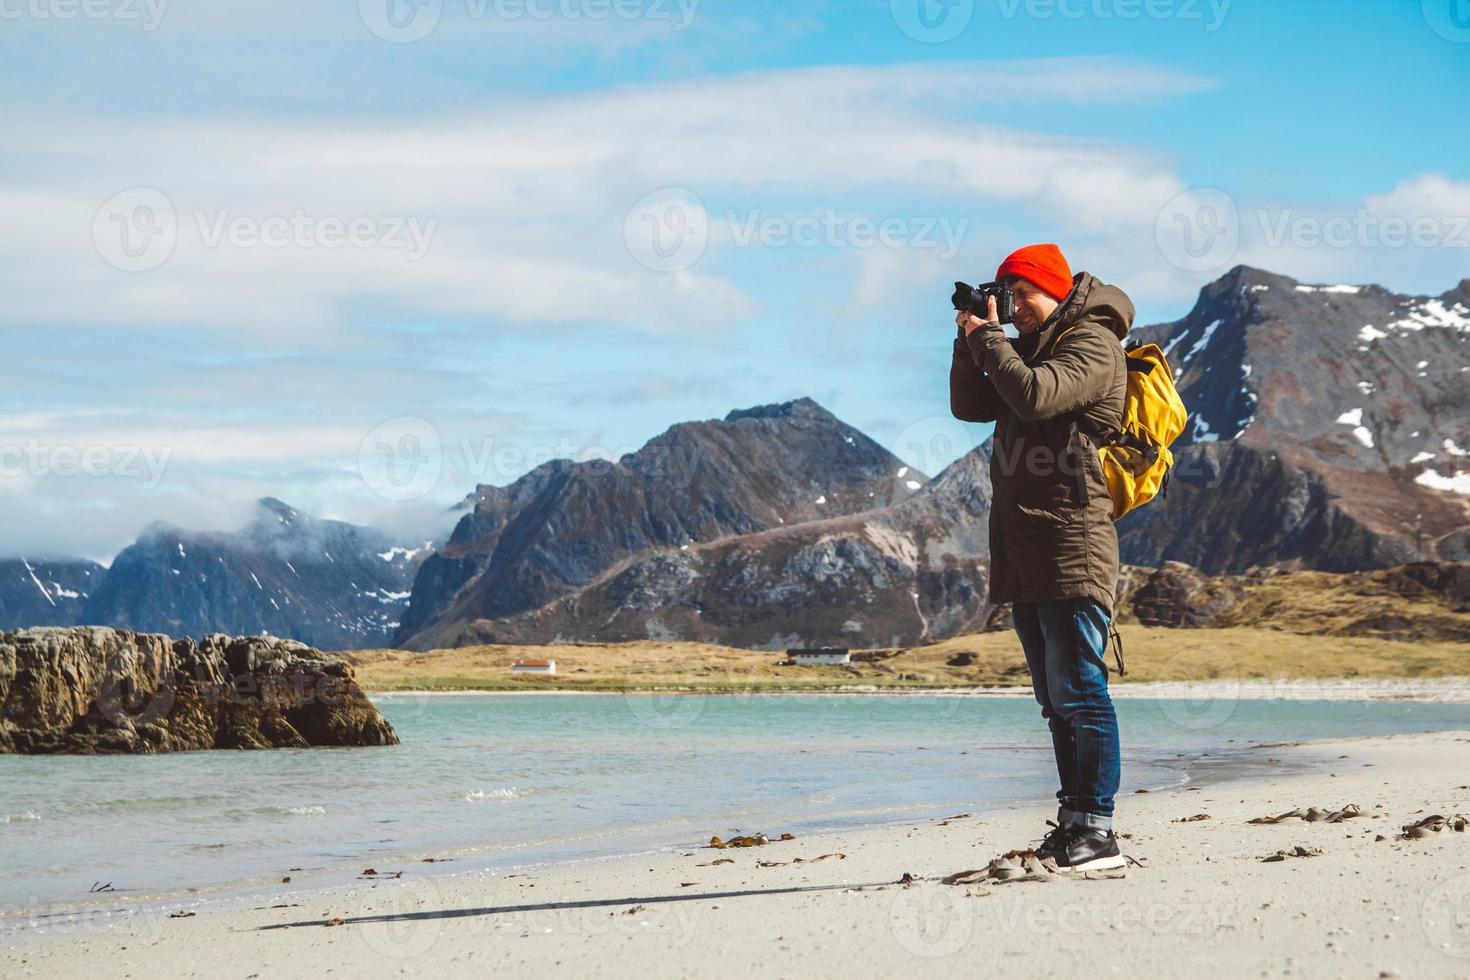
[1008,277,1061,335]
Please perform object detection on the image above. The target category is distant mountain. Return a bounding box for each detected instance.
[395,397,933,649]
[399,267,1470,650]
[79,499,432,650]
[1117,266,1470,572]
[10,267,1468,652]
[447,443,993,650]
[0,558,106,629]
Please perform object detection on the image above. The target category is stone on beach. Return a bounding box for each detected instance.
[0,626,398,753]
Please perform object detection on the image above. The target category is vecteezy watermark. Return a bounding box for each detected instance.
[888,887,1228,958]
[358,0,699,43]
[358,417,443,502]
[1423,0,1470,43]
[1423,874,1470,959]
[624,187,709,273]
[93,187,177,273]
[92,187,438,272]
[624,187,970,272]
[1256,209,1470,250]
[1155,187,1240,274]
[995,0,1230,31]
[193,209,436,260]
[889,0,974,43]
[0,0,169,31]
[725,210,969,261]
[1157,186,1470,273]
[889,416,976,480]
[1156,644,1240,730]
[889,885,974,958]
[0,439,172,489]
[355,424,704,501]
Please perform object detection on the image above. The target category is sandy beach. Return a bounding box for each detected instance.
[5,729,1469,979]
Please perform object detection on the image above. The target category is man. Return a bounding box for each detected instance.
[949,243,1132,873]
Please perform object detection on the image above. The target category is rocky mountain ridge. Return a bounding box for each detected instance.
[6,267,1469,652]
[395,396,933,649]
[40,499,432,650]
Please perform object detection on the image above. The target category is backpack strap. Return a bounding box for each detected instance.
[1108,620,1126,676]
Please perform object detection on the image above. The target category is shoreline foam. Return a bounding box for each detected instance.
[368,676,1470,702]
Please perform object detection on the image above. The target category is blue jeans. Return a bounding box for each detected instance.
[1012,597,1121,831]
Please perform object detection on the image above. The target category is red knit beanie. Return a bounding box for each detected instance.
[996,244,1073,302]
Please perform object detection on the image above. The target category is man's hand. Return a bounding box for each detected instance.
[956,295,999,337]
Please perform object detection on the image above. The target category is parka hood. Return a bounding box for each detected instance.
[1028,272,1134,359]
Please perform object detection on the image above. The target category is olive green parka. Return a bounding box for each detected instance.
[949,272,1134,618]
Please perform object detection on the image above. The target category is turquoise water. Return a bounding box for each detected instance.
[2,693,1469,915]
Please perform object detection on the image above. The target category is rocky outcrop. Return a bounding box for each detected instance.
[1113,560,1470,644]
[1129,561,1247,627]
[0,627,398,754]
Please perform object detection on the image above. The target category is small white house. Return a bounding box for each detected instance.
[511,658,557,675]
[786,648,851,665]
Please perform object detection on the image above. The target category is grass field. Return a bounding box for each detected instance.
[345,624,1470,693]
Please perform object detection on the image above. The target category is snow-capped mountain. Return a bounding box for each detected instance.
[0,558,106,629]
[6,266,1468,650]
[78,498,433,650]
[1119,266,1470,572]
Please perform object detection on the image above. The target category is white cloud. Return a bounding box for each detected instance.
[1364,173,1470,221]
[0,59,1211,339]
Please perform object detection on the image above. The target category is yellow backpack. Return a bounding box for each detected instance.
[1091,342,1190,522]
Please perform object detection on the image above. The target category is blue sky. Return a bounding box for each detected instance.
[2,0,1468,559]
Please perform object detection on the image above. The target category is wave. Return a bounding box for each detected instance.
[1,811,42,824]
[463,787,531,802]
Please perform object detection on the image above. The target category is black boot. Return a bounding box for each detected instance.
[1054,827,1125,872]
[1035,820,1076,862]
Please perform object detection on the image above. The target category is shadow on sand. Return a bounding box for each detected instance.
[256,879,906,931]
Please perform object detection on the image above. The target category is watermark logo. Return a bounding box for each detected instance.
[889,0,974,43]
[358,416,443,501]
[94,652,176,730]
[624,187,709,273]
[1156,187,1239,273]
[888,416,976,484]
[355,876,445,959]
[93,187,177,273]
[1423,874,1470,959]
[889,885,974,957]
[1424,0,1470,42]
[359,0,443,42]
[1156,645,1239,730]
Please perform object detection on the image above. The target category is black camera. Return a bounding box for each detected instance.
[952,280,1015,325]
